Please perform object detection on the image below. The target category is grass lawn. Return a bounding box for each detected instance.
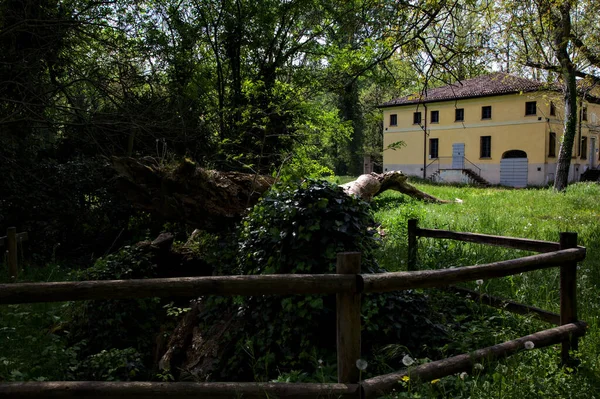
[3,180,600,398]
[371,181,600,398]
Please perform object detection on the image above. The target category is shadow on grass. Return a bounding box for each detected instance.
[371,193,412,211]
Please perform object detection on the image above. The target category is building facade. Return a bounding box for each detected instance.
[380,73,600,187]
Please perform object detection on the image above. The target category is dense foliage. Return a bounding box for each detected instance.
[65,246,163,380]
[236,179,380,274]
[0,0,429,263]
[0,156,138,262]
[3,0,599,262]
[197,180,448,381]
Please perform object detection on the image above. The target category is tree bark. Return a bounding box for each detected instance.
[341,171,450,203]
[341,80,364,176]
[551,2,578,191]
[112,157,275,230]
[111,158,449,230]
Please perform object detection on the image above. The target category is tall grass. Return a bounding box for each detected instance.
[373,181,600,398]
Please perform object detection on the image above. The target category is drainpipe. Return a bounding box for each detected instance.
[578,99,582,156]
[423,103,428,179]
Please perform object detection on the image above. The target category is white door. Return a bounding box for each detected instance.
[500,150,528,187]
[452,143,465,169]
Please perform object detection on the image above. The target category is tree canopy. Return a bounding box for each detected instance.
[494,0,600,190]
[3,0,600,260]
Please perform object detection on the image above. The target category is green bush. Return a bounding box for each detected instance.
[202,180,447,381]
[65,246,162,379]
[236,179,381,275]
[0,302,80,382]
[74,348,145,381]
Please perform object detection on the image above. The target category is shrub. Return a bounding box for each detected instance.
[236,179,381,275]
[202,180,447,380]
[74,348,145,381]
[66,246,162,378]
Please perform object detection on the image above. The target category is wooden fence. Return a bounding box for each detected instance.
[0,220,587,398]
[0,227,28,280]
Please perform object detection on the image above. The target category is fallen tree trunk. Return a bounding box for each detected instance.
[112,157,275,230]
[341,171,450,203]
[112,158,449,229]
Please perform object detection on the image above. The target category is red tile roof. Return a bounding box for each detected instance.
[380,72,552,107]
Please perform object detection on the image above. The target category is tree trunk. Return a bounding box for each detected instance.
[552,2,577,191]
[554,72,578,191]
[341,81,364,176]
[111,158,450,230]
[341,171,450,203]
[112,157,276,231]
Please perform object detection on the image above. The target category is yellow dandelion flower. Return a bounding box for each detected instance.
[401,376,410,382]
[431,379,440,384]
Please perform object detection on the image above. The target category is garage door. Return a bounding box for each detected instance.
[500,152,528,187]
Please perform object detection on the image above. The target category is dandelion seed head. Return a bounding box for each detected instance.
[476,279,484,286]
[459,372,468,380]
[355,359,368,371]
[402,355,415,367]
[474,363,484,371]
[524,341,535,350]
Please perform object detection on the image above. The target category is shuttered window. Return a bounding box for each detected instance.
[482,106,492,119]
[549,132,556,157]
[413,112,422,125]
[525,101,537,115]
[455,108,464,121]
[429,138,439,158]
[480,136,491,158]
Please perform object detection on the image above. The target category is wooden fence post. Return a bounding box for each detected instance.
[336,252,361,387]
[407,219,418,271]
[7,227,18,281]
[559,232,578,365]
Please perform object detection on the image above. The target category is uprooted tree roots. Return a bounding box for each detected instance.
[112,157,450,230]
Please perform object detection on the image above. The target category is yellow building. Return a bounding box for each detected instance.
[381,72,600,187]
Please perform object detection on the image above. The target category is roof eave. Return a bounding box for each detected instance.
[377,88,551,109]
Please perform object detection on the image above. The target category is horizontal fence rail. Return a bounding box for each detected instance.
[0,224,588,398]
[0,274,358,305]
[0,230,28,247]
[0,381,360,398]
[406,219,569,271]
[0,249,585,305]
[0,322,586,399]
[363,248,585,293]
[407,219,582,368]
[444,286,561,325]
[416,228,562,253]
[361,322,587,399]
